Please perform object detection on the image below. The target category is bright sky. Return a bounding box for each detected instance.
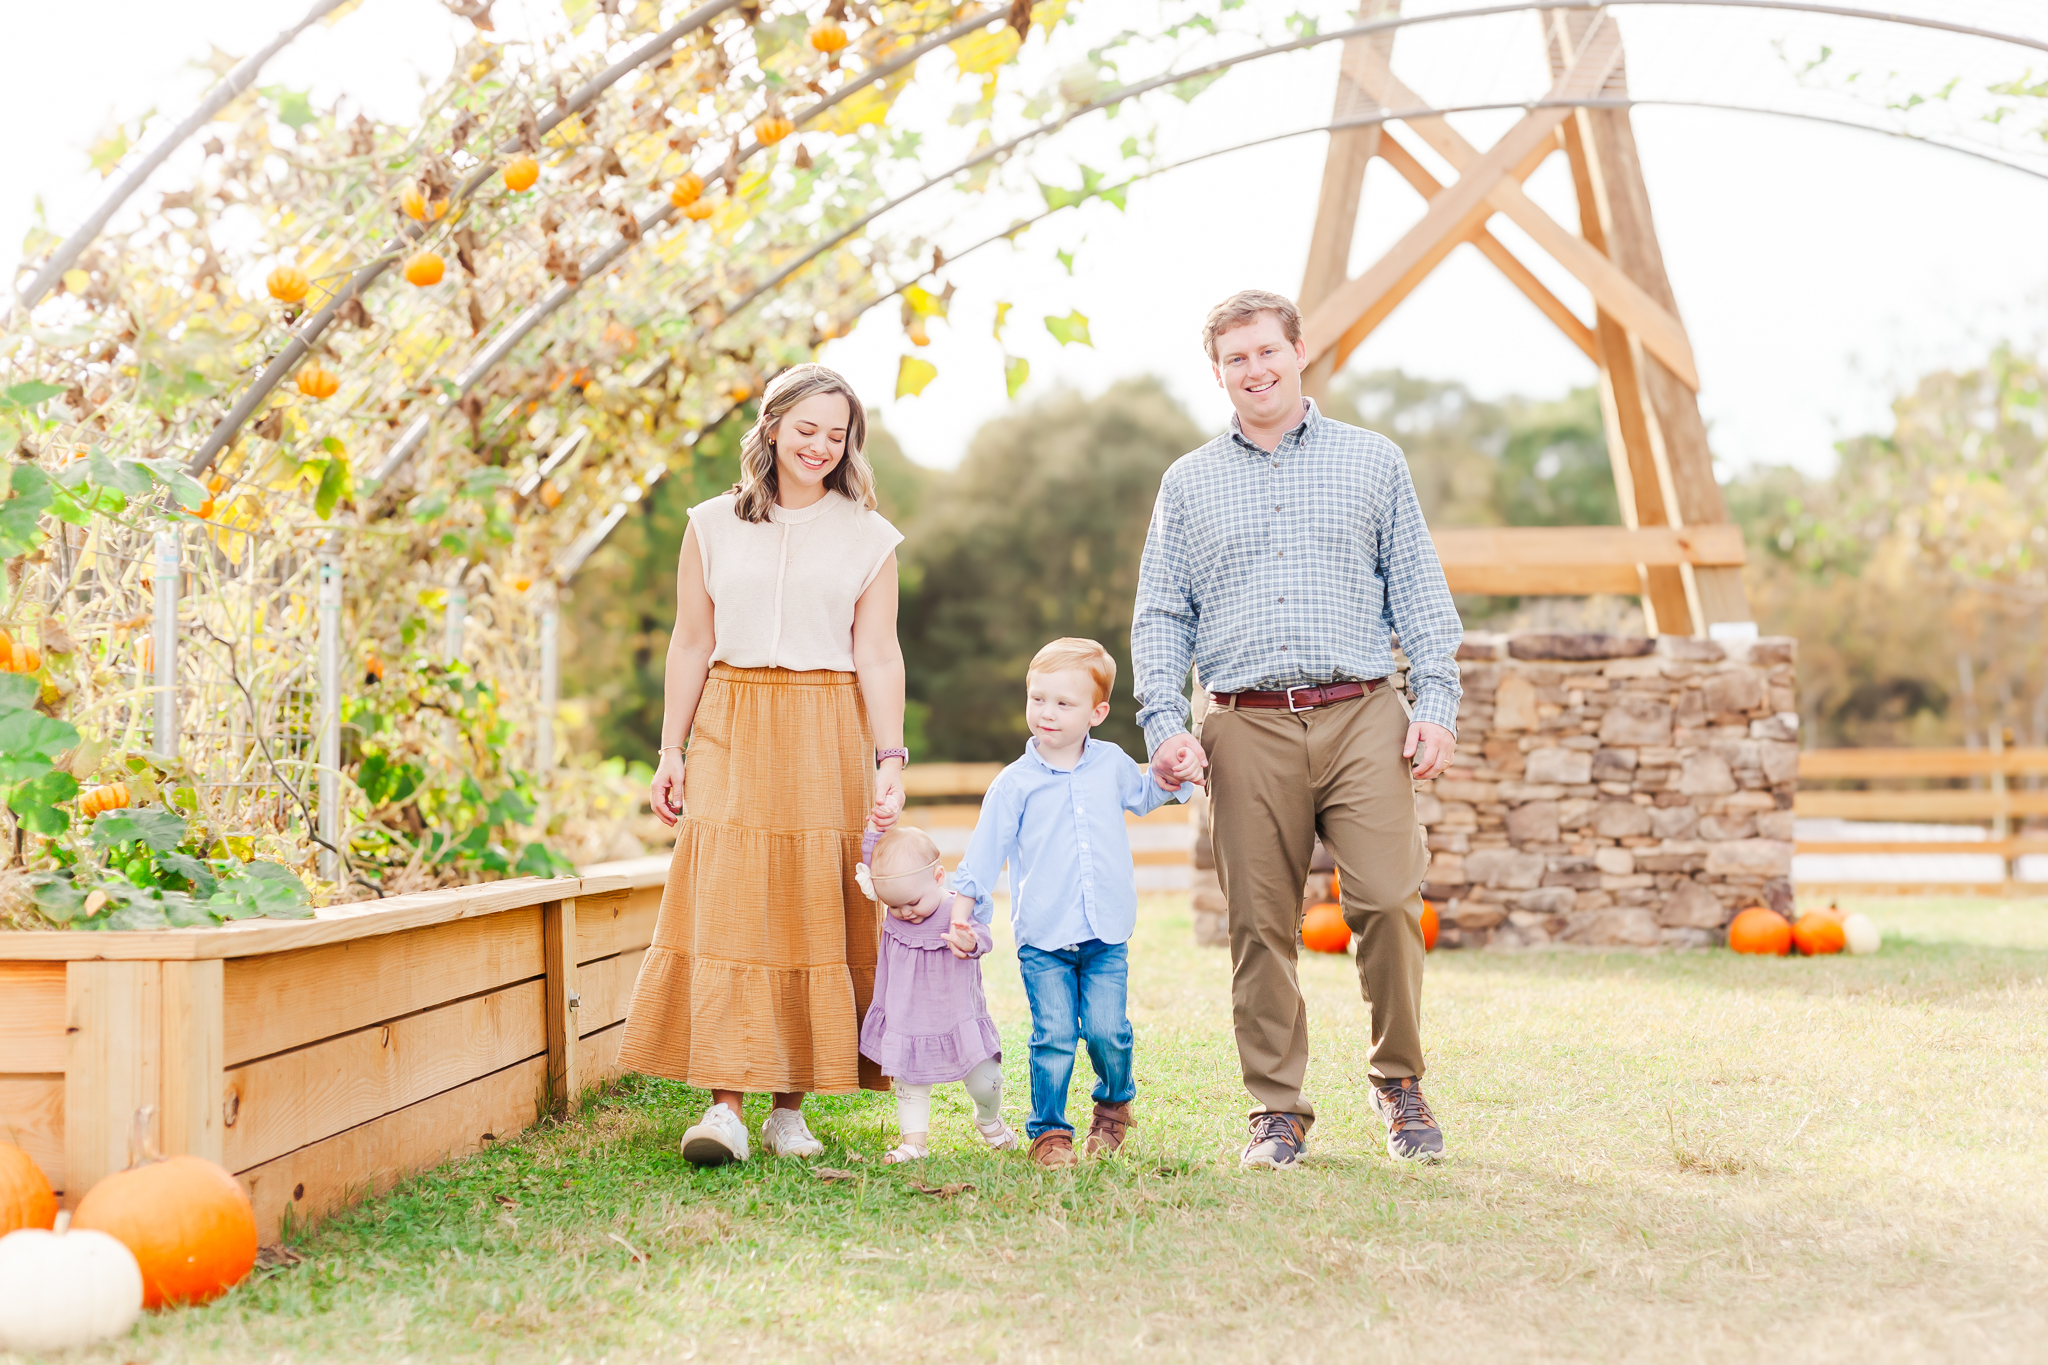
[8,0,2046,479]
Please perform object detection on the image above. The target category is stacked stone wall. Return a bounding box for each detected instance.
[1186,631,1799,950]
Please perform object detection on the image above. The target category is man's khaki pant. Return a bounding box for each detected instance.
[1200,683,1429,1126]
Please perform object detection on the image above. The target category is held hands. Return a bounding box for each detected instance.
[649,749,687,826]
[1404,721,1456,781]
[871,757,906,832]
[1149,732,1208,792]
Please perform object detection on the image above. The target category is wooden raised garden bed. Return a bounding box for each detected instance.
[0,858,669,1241]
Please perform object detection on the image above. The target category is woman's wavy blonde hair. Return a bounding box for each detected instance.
[732,363,875,523]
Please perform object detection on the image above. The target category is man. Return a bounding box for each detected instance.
[1132,289,1461,1169]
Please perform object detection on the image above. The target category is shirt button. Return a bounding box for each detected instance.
[1279,645,1288,651]
[1277,595,1285,603]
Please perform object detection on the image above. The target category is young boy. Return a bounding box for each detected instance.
[948,637,1187,1168]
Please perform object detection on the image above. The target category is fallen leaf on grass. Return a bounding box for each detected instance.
[907,1181,975,1198]
[813,1167,861,1182]
[606,1231,648,1264]
[493,1192,521,1207]
[254,1244,307,1269]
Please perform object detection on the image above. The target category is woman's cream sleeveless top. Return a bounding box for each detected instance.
[689,490,903,672]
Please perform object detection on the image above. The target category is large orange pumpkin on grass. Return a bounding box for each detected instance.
[72,1110,257,1309]
[0,1144,56,1235]
[1301,902,1350,954]
[1727,906,1792,956]
[1419,900,1439,951]
[1792,910,1846,956]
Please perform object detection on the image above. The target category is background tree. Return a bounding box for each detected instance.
[898,377,1202,761]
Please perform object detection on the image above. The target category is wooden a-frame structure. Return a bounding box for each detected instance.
[1298,3,1751,635]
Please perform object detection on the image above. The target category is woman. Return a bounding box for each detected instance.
[618,363,908,1166]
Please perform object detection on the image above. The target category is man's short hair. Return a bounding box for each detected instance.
[1203,289,1303,362]
[1029,637,1117,707]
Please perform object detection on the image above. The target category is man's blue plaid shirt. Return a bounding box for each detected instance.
[1131,398,1463,756]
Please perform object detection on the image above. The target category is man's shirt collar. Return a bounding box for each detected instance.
[1228,397,1321,453]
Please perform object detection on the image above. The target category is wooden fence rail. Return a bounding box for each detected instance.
[1793,746,2048,894]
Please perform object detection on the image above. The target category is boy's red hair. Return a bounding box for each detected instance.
[1029,637,1116,708]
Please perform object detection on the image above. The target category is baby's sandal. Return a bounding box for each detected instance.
[882,1136,929,1165]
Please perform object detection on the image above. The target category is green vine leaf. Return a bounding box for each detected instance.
[1044,310,1092,347]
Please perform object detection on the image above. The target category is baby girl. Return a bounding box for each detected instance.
[856,826,1017,1163]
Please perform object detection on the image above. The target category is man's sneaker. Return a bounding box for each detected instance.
[1240,1112,1309,1170]
[680,1102,750,1166]
[1028,1130,1079,1169]
[1084,1101,1132,1157]
[1371,1077,1446,1163]
[759,1106,824,1158]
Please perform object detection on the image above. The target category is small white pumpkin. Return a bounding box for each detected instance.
[1842,912,1882,956]
[0,1211,144,1351]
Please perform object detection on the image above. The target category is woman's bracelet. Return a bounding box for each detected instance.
[875,747,909,767]
[658,745,684,755]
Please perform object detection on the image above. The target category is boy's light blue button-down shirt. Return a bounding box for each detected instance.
[949,737,1188,952]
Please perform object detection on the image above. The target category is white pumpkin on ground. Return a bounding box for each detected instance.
[1842,912,1882,955]
[0,1211,145,1351]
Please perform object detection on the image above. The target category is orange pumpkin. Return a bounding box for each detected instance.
[0,1143,57,1235]
[502,155,539,192]
[1727,906,1792,956]
[404,252,445,287]
[1420,900,1439,951]
[79,783,132,819]
[195,498,215,520]
[537,479,563,509]
[753,113,794,145]
[295,364,339,399]
[808,20,849,51]
[727,382,752,403]
[669,172,704,208]
[364,653,385,683]
[73,1112,257,1310]
[206,473,226,496]
[265,266,309,303]
[684,199,716,222]
[1,640,41,674]
[1301,902,1350,954]
[1792,910,1846,956]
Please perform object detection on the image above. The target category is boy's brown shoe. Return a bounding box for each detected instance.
[1083,1102,1131,1157]
[1029,1130,1079,1169]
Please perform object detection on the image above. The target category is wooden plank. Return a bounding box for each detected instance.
[65,961,160,1204]
[223,908,545,1067]
[237,1055,545,1244]
[1349,42,1698,390]
[1797,841,2048,856]
[572,888,653,965]
[1375,133,1597,361]
[1433,524,1745,569]
[0,874,614,964]
[223,979,546,1173]
[1444,564,1641,596]
[1793,791,2048,821]
[0,1075,64,1195]
[575,948,647,1036]
[159,960,224,1165]
[1797,747,2048,780]
[1794,882,2048,899]
[1299,0,1402,399]
[902,763,1006,798]
[542,899,579,1117]
[575,1021,628,1092]
[0,963,67,1073]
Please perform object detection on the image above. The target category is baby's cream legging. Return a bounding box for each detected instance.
[894,1057,1003,1134]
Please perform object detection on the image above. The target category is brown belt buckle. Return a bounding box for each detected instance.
[1286,685,1313,713]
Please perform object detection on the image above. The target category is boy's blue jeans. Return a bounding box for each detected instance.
[1015,939,1135,1140]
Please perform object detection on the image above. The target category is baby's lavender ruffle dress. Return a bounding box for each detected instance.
[857,906,1002,1084]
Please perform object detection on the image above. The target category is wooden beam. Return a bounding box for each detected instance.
[65,961,161,1204]
[542,898,581,1116]
[1798,840,2048,857]
[1444,564,1641,596]
[1432,524,1745,568]
[1300,0,1402,400]
[159,959,223,1166]
[0,1077,64,1196]
[1560,111,1691,634]
[1316,126,1565,371]
[1793,791,2048,821]
[903,762,1009,798]
[1374,133,1596,361]
[1797,747,2048,780]
[572,888,653,966]
[0,963,67,1073]
[1348,55,1700,390]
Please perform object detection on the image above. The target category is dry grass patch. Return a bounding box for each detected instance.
[43,894,2048,1364]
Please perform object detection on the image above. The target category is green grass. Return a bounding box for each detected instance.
[47,895,2048,1364]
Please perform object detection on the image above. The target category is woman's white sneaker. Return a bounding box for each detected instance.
[760,1106,825,1158]
[680,1102,750,1166]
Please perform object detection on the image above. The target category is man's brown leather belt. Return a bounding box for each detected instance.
[1211,679,1381,712]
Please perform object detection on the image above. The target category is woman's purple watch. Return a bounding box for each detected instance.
[875,748,909,767]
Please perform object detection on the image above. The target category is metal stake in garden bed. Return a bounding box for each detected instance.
[317,545,343,884]
[537,591,559,775]
[152,529,180,762]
